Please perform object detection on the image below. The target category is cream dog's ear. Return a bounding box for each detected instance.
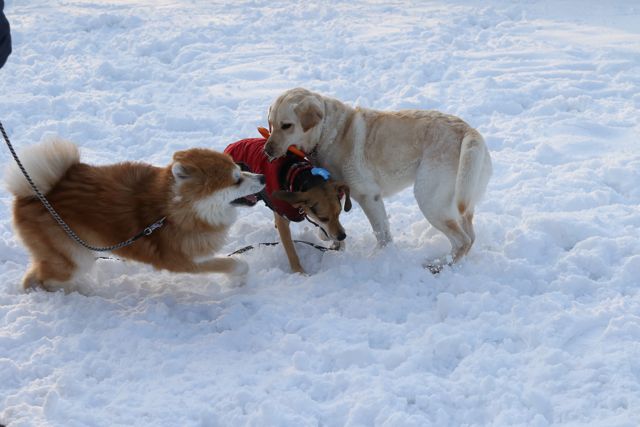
[294,98,323,132]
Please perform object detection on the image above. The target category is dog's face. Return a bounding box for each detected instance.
[264,88,324,160]
[273,182,351,242]
[171,148,265,225]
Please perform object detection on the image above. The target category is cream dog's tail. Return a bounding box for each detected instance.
[4,138,80,197]
[454,129,492,215]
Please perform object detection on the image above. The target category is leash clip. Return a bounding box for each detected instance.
[144,217,166,236]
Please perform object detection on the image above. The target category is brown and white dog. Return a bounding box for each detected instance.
[264,88,492,270]
[4,138,265,292]
[225,136,351,274]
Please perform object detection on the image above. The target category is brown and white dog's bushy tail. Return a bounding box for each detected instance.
[4,138,80,198]
[454,130,491,215]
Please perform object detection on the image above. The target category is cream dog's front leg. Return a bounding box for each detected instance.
[354,193,393,246]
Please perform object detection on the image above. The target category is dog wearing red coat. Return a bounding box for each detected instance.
[225,134,351,274]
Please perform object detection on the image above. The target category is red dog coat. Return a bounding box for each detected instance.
[224,138,307,222]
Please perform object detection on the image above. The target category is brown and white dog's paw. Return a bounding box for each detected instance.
[290,264,307,275]
[330,240,346,251]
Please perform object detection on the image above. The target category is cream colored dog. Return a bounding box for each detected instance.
[264,88,492,269]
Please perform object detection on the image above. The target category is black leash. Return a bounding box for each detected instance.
[228,239,337,256]
[1,120,166,252]
[95,238,336,261]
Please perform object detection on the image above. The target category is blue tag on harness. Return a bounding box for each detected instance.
[311,167,331,181]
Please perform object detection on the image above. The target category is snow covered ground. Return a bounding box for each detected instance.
[1,0,640,425]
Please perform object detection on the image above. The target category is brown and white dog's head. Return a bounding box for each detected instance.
[264,88,325,160]
[273,181,351,242]
[170,148,265,226]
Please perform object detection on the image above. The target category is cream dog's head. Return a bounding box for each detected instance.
[264,88,324,160]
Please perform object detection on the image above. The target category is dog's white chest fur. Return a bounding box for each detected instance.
[194,194,238,228]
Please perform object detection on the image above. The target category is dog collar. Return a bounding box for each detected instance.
[311,167,330,180]
[286,161,314,192]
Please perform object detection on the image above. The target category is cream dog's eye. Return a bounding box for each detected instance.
[235,177,244,185]
[281,123,292,130]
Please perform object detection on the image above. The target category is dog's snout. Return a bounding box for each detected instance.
[336,232,347,241]
[264,140,280,162]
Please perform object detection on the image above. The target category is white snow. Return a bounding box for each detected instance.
[1,0,640,426]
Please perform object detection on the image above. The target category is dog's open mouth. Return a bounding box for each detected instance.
[231,193,260,206]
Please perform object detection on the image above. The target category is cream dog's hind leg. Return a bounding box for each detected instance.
[413,156,472,265]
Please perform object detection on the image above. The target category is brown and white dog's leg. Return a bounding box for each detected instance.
[274,213,305,274]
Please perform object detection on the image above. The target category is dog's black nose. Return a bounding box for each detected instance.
[257,174,266,185]
[336,232,346,241]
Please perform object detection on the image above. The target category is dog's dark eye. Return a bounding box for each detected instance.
[235,177,244,185]
[318,217,329,222]
[281,123,292,130]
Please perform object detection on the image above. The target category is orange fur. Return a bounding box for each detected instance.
[7,140,264,292]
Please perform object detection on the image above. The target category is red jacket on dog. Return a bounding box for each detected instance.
[224,138,305,222]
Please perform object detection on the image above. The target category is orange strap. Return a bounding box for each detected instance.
[257,126,271,139]
[287,145,307,159]
[257,126,307,159]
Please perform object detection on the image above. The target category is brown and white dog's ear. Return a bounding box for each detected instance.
[294,98,323,132]
[336,183,352,212]
[273,190,308,207]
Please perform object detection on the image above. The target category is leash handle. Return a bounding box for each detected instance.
[1,120,166,252]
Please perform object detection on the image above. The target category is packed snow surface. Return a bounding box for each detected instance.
[1,1,640,426]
